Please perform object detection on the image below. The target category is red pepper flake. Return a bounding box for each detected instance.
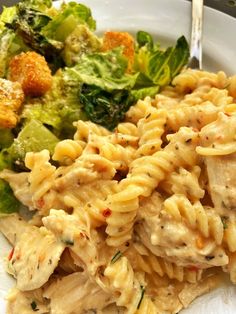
[8,248,14,261]
[36,198,45,208]
[188,266,199,272]
[102,208,112,218]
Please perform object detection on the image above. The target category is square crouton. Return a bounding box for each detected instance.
[9,51,52,97]
[102,31,135,72]
[0,78,24,128]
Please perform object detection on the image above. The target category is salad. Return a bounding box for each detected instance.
[0,0,189,216]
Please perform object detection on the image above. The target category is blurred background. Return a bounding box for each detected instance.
[189,0,236,16]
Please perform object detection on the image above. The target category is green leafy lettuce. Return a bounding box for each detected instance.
[135,32,189,89]
[64,48,138,130]
[0,179,21,215]
[42,2,96,42]
[0,119,59,171]
[22,70,86,138]
[0,118,58,215]
[1,0,96,71]
[0,129,14,150]
[0,5,27,77]
[64,34,189,130]
[7,2,63,69]
[62,24,101,66]
[18,0,52,11]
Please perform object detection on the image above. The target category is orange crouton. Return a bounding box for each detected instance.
[9,51,52,97]
[0,78,24,128]
[102,31,135,72]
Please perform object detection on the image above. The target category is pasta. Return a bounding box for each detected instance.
[136,107,167,157]
[162,195,223,245]
[1,68,236,314]
[160,166,205,202]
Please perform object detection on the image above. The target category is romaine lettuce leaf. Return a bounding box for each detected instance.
[134,33,189,87]
[0,5,28,77]
[5,2,64,70]
[64,48,139,130]
[0,30,16,78]
[0,179,20,214]
[168,35,190,77]
[64,48,138,92]
[9,119,59,161]
[80,85,133,131]
[0,120,59,172]
[42,2,96,42]
[62,24,101,66]
[0,149,13,172]
[131,85,160,102]
[22,70,85,138]
[0,129,14,150]
[0,6,17,31]
[19,0,52,12]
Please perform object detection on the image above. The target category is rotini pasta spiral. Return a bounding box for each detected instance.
[172,69,228,93]
[52,139,84,165]
[197,112,236,156]
[136,107,167,157]
[177,86,232,108]
[125,97,153,124]
[223,218,236,252]
[73,120,110,143]
[116,122,139,137]
[104,256,157,313]
[226,252,236,284]
[63,179,118,229]
[125,245,203,283]
[152,89,181,110]
[25,150,56,208]
[106,127,199,246]
[162,195,224,245]
[166,102,219,132]
[160,166,205,202]
[84,133,135,171]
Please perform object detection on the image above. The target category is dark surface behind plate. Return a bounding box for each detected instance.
[0,0,236,17]
[189,0,236,17]
[205,0,236,17]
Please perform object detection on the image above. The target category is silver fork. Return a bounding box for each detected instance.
[188,0,204,69]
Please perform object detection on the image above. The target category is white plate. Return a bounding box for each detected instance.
[1,0,236,313]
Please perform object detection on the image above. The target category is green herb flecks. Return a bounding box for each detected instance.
[30,300,39,311]
[111,251,122,264]
[221,216,228,229]
[62,238,74,246]
[137,285,145,309]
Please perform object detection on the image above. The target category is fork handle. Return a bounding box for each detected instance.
[189,0,204,69]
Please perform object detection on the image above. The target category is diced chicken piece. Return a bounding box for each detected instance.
[8,225,65,291]
[197,113,236,156]
[205,154,236,211]
[102,31,135,72]
[0,214,31,245]
[0,78,24,128]
[9,51,52,97]
[7,287,49,314]
[197,113,236,211]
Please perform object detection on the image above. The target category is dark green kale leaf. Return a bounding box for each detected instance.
[80,84,133,131]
